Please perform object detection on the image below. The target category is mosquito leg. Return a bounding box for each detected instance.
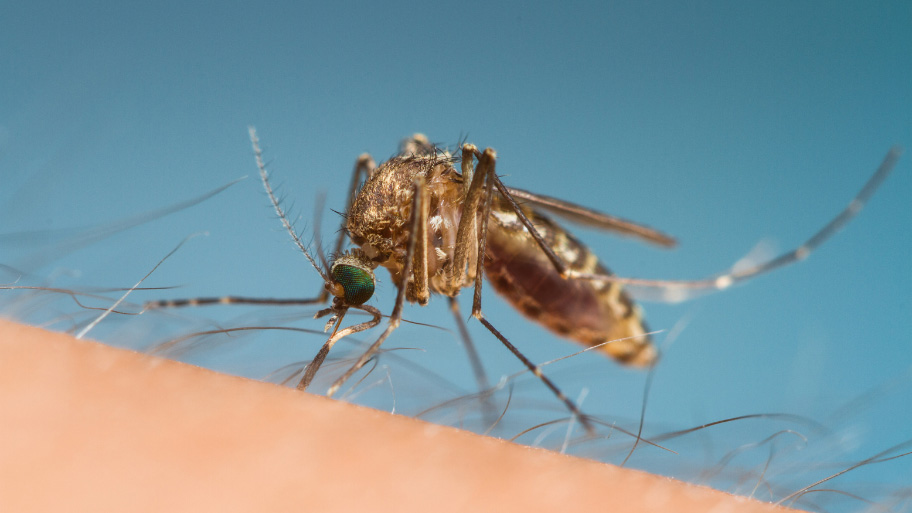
[459,144,479,284]
[449,144,485,287]
[331,153,376,259]
[448,171,496,427]
[325,176,428,398]
[489,147,902,301]
[447,296,490,395]
[297,304,383,391]
[448,296,499,429]
[570,147,904,299]
[144,295,325,310]
[412,174,430,306]
[461,148,596,434]
[460,143,475,193]
[398,135,442,305]
[473,315,595,435]
[471,150,495,312]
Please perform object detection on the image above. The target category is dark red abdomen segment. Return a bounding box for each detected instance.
[483,206,656,366]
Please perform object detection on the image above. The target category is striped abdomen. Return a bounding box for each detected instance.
[483,198,656,366]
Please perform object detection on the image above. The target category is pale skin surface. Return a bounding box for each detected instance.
[0,319,803,513]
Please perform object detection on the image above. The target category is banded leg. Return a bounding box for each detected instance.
[144,296,325,310]
[488,147,902,302]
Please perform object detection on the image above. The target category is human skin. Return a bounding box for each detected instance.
[0,319,801,512]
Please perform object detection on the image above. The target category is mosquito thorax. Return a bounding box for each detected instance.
[329,250,377,305]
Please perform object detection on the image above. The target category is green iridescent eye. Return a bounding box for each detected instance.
[331,264,375,305]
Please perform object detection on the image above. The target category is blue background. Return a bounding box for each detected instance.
[2,1,910,509]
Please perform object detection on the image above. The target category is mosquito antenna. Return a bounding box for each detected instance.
[248,126,329,283]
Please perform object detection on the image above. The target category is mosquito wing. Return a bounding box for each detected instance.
[506,187,676,248]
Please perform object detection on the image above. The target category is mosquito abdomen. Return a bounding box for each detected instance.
[484,202,656,366]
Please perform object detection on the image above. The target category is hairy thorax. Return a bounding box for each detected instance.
[346,154,473,300]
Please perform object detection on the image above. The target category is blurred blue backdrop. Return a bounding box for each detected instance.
[2,1,910,509]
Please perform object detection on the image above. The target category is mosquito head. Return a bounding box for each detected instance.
[328,249,376,306]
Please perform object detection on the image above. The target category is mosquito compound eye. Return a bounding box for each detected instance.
[330,264,375,305]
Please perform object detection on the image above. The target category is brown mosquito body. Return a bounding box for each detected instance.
[145,128,901,435]
[346,138,659,366]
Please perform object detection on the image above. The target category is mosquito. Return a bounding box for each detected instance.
[147,128,901,433]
